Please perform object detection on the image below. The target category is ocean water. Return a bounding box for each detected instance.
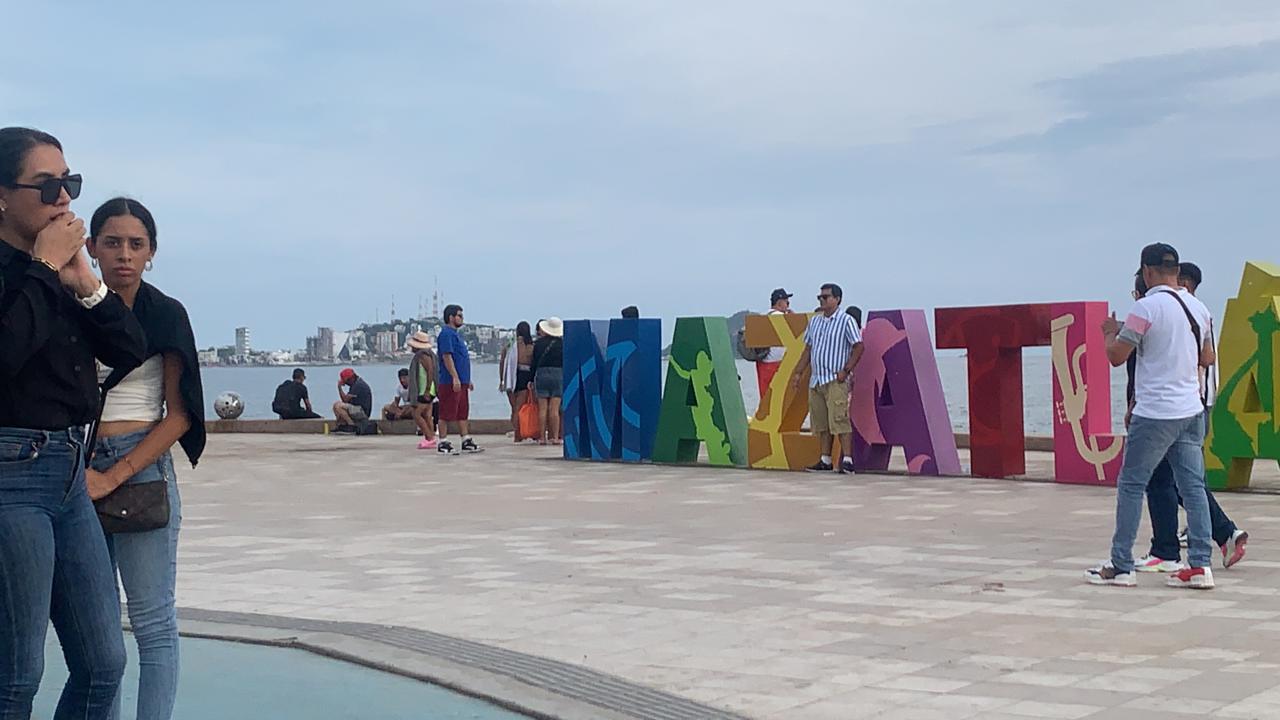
[202,351,1130,435]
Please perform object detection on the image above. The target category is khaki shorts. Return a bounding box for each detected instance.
[809,379,851,435]
[340,403,368,422]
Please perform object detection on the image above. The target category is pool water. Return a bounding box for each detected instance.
[35,634,531,719]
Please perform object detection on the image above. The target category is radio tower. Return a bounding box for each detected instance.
[431,276,441,319]
[390,295,396,321]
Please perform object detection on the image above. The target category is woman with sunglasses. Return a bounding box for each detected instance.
[85,197,204,720]
[0,127,145,717]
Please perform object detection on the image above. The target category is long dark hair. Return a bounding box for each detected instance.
[90,197,158,251]
[845,305,863,330]
[516,321,532,345]
[0,127,61,186]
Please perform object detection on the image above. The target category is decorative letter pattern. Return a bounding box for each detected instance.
[653,317,749,466]
[746,312,817,469]
[849,310,961,475]
[1049,302,1124,485]
[1206,261,1280,489]
[936,304,1054,478]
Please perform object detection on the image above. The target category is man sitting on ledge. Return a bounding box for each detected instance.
[334,367,373,431]
[381,368,415,420]
[272,368,321,419]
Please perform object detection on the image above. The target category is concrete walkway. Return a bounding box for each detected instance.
[177,435,1280,719]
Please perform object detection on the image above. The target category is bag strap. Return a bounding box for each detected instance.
[1157,289,1208,408]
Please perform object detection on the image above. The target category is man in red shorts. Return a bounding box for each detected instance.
[435,304,480,453]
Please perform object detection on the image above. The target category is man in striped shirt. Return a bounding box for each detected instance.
[792,283,864,473]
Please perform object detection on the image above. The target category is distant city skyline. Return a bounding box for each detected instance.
[6,3,1278,349]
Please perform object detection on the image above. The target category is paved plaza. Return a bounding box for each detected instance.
[178,434,1280,719]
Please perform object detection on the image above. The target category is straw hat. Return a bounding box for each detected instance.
[407,330,433,350]
[538,317,564,337]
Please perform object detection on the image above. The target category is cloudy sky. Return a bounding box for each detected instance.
[4,2,1278,349]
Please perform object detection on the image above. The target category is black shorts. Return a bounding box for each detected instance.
[515,369,535,389]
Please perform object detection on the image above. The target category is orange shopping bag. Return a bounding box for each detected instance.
[518,393,539,440]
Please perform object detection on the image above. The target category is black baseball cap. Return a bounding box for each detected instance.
[1179,261,1203,286]
[770,288,793,303]
[1140,242,1180,269]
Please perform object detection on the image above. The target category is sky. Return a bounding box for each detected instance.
[4,1,1279,350]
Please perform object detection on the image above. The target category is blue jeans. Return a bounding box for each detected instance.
[1146,407,1237,561]
[1146,460,1237,561]
[0,427,126,719]
[1112,413,1213,572]
[91,429,182,720]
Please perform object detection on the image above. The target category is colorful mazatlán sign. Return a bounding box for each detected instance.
[562,262,1278,486]
[1205,262,1280,489]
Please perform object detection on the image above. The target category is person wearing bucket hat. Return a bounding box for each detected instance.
[529,318,565,445]
[406,331,439,449]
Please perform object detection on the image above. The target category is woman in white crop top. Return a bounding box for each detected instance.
[86,197,203,720]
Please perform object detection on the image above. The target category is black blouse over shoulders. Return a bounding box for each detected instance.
[0,242,146,430]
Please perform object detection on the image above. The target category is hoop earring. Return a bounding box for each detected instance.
[91,257,98,268]
[145,260,154,272]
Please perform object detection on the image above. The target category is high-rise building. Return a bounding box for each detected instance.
[235,327,251,358]
[374,330,398,355]
[306,327,336,362]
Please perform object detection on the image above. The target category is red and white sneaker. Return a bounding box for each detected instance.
[1135,555,1182,573]
[1166,566,1214,589]
[1222,530,1248,569]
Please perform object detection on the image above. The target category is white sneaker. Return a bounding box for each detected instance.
[1223,530,1248,569]
[1084,562,1136,587]
[1178,528,1188,548]
[1134,555,1183,573]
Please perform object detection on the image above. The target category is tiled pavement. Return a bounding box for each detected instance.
[178,434,1280,719]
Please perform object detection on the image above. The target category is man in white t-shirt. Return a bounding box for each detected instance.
[754,288,793,397]
[381,368,415,420]
[1133,262,1248,573]
[1087,243,1218,590]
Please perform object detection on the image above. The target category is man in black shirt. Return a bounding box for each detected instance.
[333,367,373,429]
[273,368,321,419]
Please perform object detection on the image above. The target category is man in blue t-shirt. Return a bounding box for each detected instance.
[436,304,479,453]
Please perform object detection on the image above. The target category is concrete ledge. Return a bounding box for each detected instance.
[207,418,513,435]
[176,608,745,720]
[206,420,1059,449]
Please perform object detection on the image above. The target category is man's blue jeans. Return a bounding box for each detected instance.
[1146,407,1237,561]
[1112,413,1213,573]
[1146,460,1237,561]
[0,427,126,719]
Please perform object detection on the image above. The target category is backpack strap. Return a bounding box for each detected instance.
[1158,289,1208,408]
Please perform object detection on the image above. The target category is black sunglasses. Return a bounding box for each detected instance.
[817,294,833,300]
[7,174,83,205]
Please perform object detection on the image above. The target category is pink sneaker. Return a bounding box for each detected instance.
[418,438,438,450]
[1222,530,1248,569]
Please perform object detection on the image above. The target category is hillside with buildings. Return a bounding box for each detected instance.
[199,318,514,367]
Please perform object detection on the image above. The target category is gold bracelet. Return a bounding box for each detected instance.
[31,256,59,273]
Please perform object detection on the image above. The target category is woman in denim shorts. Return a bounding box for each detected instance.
[529,318,565,445]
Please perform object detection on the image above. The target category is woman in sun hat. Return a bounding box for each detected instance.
[406,330,439,449]
[529,317,565,445]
